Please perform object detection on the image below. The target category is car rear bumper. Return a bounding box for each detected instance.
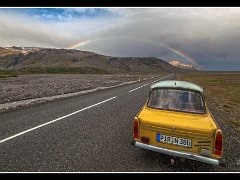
[131,140,225,166]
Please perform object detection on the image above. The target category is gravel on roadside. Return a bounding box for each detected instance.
[0,74,159,113]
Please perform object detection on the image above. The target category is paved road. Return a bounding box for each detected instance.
[0,73,224,172]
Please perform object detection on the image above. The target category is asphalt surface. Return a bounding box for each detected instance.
[0,73,228,172]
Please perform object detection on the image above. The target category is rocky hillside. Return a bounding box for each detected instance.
[168,60,201,71]
[0,46,182,74]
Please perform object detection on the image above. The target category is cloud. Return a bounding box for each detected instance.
[0,9,116,48]
[0,8,240,70]
[78,8,240,70]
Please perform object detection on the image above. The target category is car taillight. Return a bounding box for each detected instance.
[215,130,223,156]
[134,118,139,139]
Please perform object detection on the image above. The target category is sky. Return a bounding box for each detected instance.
[0,8,240,71]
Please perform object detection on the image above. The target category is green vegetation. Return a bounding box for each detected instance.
[204,79,224,84]
[0,66,109,78]
[0,70,18,78]
[19,66,109,74]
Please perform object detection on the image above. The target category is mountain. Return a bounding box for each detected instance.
[0,46,183,74]
[168,60,201,71]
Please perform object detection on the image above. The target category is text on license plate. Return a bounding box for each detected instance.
[156,133,192,148]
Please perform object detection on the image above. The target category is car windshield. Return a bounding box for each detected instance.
[148,88,206,114]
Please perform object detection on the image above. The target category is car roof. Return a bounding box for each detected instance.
[151,80,203,93]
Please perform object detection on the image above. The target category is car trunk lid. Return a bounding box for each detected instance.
[137,107,217,155]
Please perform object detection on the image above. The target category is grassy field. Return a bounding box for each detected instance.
[18,66,109,74]
[0,66,167,78]
[0,70,18,78]
[0,67,108,78]
[177,72,240,131]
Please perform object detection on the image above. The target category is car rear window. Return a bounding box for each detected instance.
[148,88,206,114]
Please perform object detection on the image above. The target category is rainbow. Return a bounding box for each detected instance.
[159,44,199,67]
[68,40,90,49]
[67,37,199,67]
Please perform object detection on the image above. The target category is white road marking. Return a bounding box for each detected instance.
[128,75,171,93]
[129,83,149,92]
[0,96,117,144]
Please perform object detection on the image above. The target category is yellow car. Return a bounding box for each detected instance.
[131,80,225,166]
